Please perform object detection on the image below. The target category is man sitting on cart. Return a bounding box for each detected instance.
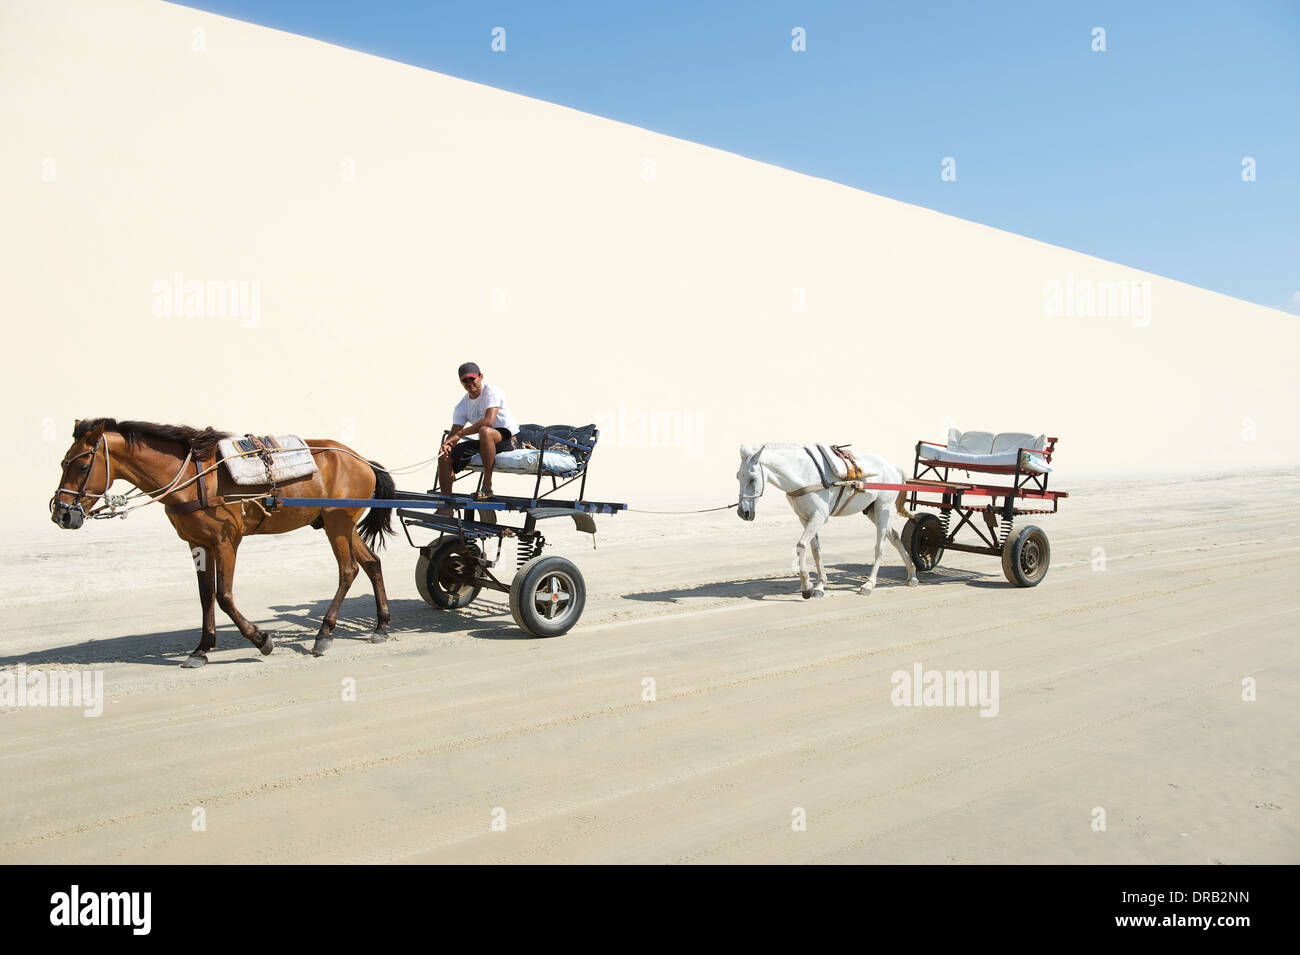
[438,361,520,503]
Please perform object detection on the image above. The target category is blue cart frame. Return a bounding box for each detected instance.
[276,426,625,637]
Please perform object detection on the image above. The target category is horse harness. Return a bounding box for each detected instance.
[165,434,283,518]
[55,432,295,523]
[785,444,880,516]
[164,452,225,515]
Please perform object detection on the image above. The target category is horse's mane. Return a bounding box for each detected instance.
[74,418,232,459]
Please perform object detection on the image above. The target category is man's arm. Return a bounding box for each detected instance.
[440,408,500,456]
[457,406,500,438]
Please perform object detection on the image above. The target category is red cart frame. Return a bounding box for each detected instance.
[860,437,1068,586]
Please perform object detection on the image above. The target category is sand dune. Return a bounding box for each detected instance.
[2,0,1298,535]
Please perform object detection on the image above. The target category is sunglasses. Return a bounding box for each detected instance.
[460,376,480,385]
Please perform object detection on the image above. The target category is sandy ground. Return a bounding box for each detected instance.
[1,470,1297,864]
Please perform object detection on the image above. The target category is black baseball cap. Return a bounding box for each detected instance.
[457,362,482,379]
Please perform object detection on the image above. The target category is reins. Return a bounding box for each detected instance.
[624,503,739,514]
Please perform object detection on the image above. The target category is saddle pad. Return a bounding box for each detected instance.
[218,434,319,485]
[466,448,582,476]
[812,444,875,482]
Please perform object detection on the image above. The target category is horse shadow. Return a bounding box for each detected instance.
[0,590,538,670]
[827,561,995,587]
[621,576,791,605]
[0,625,268,669]
[621,562,992,607]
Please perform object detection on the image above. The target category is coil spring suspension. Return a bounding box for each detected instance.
[1001,515,1014,547]
[517,532,546,570]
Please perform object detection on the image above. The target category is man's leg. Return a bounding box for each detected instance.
[435,455,455,516]
[479,427,502,495]
[438,441,476,515]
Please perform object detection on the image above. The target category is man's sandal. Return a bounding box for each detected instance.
[473,490,495,502]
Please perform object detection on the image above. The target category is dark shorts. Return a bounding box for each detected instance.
[450,428,515,471]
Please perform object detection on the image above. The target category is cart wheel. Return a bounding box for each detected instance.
[903,514,945,572]
[415,537,484,609]
[1002,525,1050,587]
[509,555,586,637]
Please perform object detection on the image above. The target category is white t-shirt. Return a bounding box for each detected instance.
[453,383,518,437]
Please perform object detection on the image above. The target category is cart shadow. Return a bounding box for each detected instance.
[267,594,525,641]
[266,592,550,642]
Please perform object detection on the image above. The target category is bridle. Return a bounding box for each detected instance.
[50,433,195,522]
[49,433,111,522]
[739,445,768,507]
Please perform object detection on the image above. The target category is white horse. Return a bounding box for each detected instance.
[737,444,919,598]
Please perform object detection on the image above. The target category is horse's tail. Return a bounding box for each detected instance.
[358,461,395,550]
[894,463,914,522]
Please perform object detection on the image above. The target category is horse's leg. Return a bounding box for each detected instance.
[856,498,890,595]
[810,533,828,597]
[887,525,919,586]
[181,542,218,668]
[311,511,361,657]
[795,506,829,599]
[212,538,275,656]
[350,527,391,643]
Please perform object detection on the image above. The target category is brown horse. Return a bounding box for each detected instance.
[50,418,394,666]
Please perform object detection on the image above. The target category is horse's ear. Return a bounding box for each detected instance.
[85,420,107,444]
[738,444,752,460]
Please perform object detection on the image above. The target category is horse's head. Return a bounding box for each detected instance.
[736,444,767,522]
[50,419,110,529]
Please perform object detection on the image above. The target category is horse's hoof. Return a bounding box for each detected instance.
[801,589,813,600]
[258,632,275,656]
[811,589,825,598]
[180,654,208,668]
[856,585,873,596]
[369,630,389,645]
[312,636,332,657]
[907,578,920,588]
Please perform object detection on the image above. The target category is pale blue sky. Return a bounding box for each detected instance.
[181,0,1300,312]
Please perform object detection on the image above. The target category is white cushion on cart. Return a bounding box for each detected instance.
[465,448,582,476]
[929,431,1052,473]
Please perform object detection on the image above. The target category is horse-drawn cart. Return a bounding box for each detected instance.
[278,424,625,637]
[896,431,1067,587]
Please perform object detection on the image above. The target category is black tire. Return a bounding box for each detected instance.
[509,555,586,637]
[1002,525,1050,587]
[902,513,945,572]
[415,537,484,609]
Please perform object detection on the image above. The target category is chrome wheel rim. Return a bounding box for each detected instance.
[532,570,576,622]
